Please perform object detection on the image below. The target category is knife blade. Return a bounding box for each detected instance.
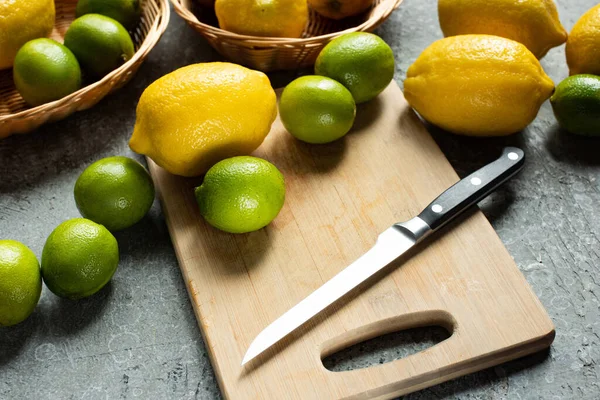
[242,147,525,366]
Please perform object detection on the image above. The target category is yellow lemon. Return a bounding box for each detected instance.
[404,35,554,136]
[129,62,277,177]
[215,0,308,38]
[438,0,567,59]
[0,0,55,69]
[566,4,600,76]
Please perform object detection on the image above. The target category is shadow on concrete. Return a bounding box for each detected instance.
[0,309,37,366]
[46,282,114,335]
[424,120,527,177]
[112,204,175,265]
[0,281,113,366]
[545,125,600,166]
[478,186,516,225]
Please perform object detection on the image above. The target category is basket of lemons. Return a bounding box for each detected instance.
[171,0,402,72]
[0,0,170,138]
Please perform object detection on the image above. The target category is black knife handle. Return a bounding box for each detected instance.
[418,147,525,231]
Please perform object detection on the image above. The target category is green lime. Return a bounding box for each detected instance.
[195,156,286,234]
[279,75,356,144]
[551,74,600,137]
[76,0,141,29]
[0,240,41,326]
[74,156,155,231]
[315,32,395,104]
[64,14,135,78]
[13,38,82,107]
[41,218,119,299]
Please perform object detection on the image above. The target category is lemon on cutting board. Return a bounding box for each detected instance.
[0,0,55,70]
[438,0,567,59]
[404,35,554,136]
[566,4,600,76]
[215,0,308,38]
[0,240,42,327]
[129,62,277,177]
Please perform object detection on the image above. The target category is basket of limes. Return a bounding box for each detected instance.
[171,0,402,72]
[0,0,170,139]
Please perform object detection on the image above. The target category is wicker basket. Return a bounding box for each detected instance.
[0,0,170,139]
[171,0,402,72]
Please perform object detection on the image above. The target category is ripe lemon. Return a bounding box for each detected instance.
[309,0,373,20]
[42,219,119,299]
[215,0,308,37]
[129,62,277,177]
[64,14,135,78]
[315,32,395,104]
[404,35,554,136]
[76,0,141,29]
[195,156,285,234]
[0,0,55,69]
[438,0,567,59]
[279,76,356,144]
[0,240,41,327]
[74,156,155,231]
[566,4,600,76]
[13,39,82,107]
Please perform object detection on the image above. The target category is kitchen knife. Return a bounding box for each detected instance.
[242,147,525,366]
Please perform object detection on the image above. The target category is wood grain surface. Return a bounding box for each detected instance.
[146,81,555,400]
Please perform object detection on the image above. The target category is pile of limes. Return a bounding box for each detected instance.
[10,0,139,107]
[279,32,395,144]
[0,156,154,327]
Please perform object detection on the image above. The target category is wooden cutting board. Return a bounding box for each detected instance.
[146,81,554,400]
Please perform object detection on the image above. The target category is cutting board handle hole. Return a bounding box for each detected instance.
[320,310,454,372]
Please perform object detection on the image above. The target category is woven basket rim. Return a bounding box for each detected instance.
[0,0,170,123]
[171,0,403,45]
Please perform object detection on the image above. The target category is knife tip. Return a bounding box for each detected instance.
[241,338,265,366]
[241,353,251,366]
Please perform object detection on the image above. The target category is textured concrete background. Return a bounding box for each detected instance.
[1,0,599,399]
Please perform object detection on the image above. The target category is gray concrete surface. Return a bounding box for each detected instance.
[1,0,599,399]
